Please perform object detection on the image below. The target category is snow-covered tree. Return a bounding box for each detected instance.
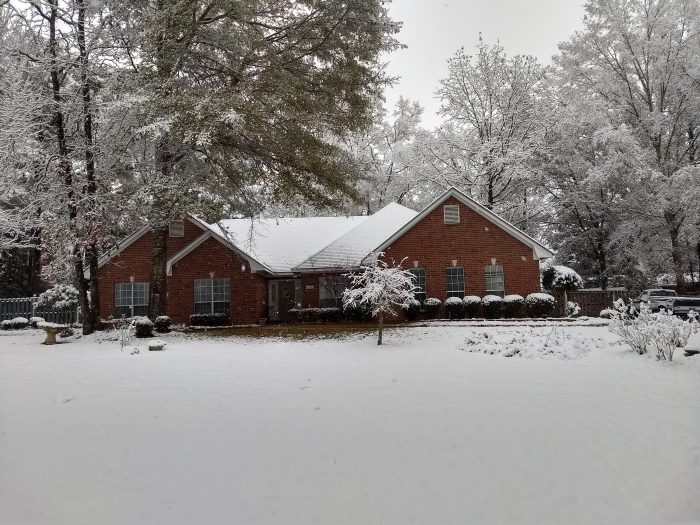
[342,255,417,345]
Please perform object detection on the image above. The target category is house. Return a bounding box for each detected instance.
[96,187,553,324]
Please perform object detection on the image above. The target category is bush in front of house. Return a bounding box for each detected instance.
[403,299,421,321]
[154,316,172,333]
[1,317,29,330]
[343,302,373,322]
[423,298,441,319]
[34,283,79,309]
[525,293,556,318]
[502,295,524,318]
[30,316,45,328]
[319,307,342,322]
[134,316,154,337]
[189,313,230,326]
[566,301,581,318]
[445,297,466,319]
[463,296,481,318]
[481,295,503,319]
[599,308,615,319]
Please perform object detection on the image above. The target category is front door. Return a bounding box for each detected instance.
[268,280,301,321]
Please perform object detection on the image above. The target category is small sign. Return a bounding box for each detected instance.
[306,285,315,290]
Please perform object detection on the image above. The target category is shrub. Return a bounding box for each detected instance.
[463,296,481,318]
[189,313,230,326]
[599,308,615,319]
[502,295,524,318]
[154,316,172,333]
[565,301,581,318]
[542,265,584,291]
[445,297,465,319]
[1,317,29,330]
[525,293,556,318]
[134,316,154,337]
[403,299,421,321]
[423,298,441,319]
[30,316,45,328]
[343,302,373,322]
[300,308,321,322]
[34,284,79,309]
[481,295,503,319]
[319,308,342,322]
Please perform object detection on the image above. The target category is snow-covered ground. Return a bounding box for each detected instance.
[1,325,699,525]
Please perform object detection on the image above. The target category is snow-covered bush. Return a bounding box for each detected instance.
[343,302,373,322]
[34,284,79,310]
[599,308,615,319]
[525,293,556,318]
[566,301,581,318]
[134,317,154,338]
[319,308,342,322]
[189,313,230,326]
[445,296,466,319]
[154,316,172,333]
[481,295,503,319]
[2,317,29,330]
[343,256,417,344]
[403,298,421,321]
[542,265,584,291]
[30,316,45,328]
[462,296,481,318]
[502,295,524,318]
[423,298,441,319]
[609,299,698,361]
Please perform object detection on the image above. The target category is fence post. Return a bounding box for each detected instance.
[31,295,36,319]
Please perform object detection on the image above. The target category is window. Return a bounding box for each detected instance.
[484,265,505,297]
[443,204,460,224]
[445,267,464,298]
[115,282,149,317]
[409,268,427,303]
[319,276,346,308]
[169,221,184,237]
[194,278,230,314]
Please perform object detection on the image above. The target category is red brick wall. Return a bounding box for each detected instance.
[98,220,266,325]
[381,196,541,300]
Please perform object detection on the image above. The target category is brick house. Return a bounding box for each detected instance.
[96,187,553,324]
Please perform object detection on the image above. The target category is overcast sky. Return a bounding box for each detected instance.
[384,0,587,127]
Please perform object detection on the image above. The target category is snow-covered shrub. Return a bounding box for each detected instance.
[502,295,524,318]
[599,308,615,319]
[343,256,418,345]
[481,295,503,319]
[423,298,441,319]
[30,316,45,328]
[154,316,172,333]
[445,297,466,319]
[403,298,421,321]
[525,293,556,318]
[2,317,29,330]
[542,265,584,291]
[148,339,166,351]
[34,284,79,309]
[462,296,481,318]
[343,302,373,322]
[301,308,321,322]
[319,308,342,322]
[566,301,581,318]
[189,313,230,326]
[134,317,154,338]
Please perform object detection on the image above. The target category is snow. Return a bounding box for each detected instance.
[1,326,699,525]
[293,202,418,271]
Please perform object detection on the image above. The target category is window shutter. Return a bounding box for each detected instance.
[169,221,184,237]
[443,205,460,224]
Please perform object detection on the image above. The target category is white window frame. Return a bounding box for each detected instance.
[194,278,230,314]
[115,282,149,317]
[319,276,346,308]
[445,267,465,298]
[484,265,505,297]
[409,268,427,303]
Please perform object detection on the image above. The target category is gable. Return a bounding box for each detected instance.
[367,188,553,262]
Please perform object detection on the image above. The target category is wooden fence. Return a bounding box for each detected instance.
[552,289,630,317]
[0,297,80,324]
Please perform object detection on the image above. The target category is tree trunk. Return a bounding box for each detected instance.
[377,311,383,345]
[665,212,686,294]
[149,225,169,319]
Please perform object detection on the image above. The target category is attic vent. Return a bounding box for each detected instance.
[443,205,460,224]
[169,220,185,237]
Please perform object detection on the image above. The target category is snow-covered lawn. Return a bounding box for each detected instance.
[1,325,699,525]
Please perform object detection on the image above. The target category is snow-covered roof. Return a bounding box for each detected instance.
[204,214,370,274]
[292,202,419,271]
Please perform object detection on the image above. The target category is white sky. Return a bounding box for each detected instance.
[383,0,587,127]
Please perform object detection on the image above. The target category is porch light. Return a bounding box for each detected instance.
[413,260,419,268]
[241,264,246,272]
[521,255,527,262]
